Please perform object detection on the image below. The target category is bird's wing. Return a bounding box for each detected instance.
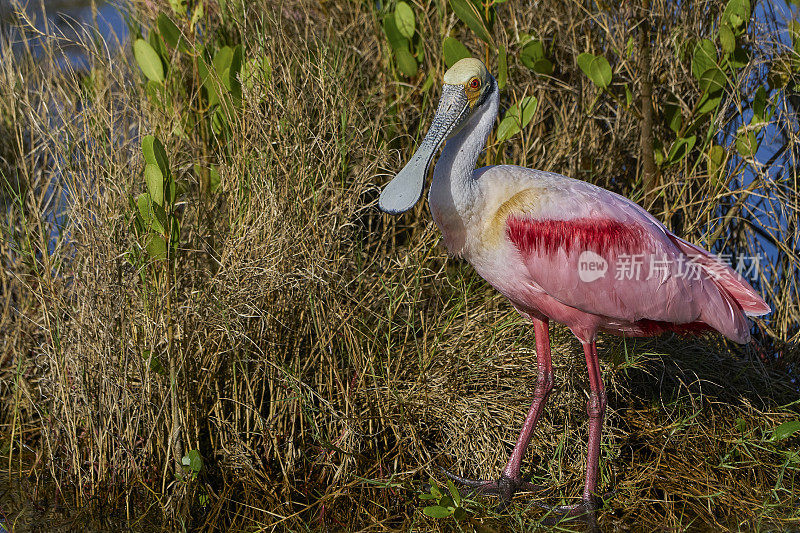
[485,168,749,339]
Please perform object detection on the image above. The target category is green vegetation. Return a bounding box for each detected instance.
[0,0,798,530]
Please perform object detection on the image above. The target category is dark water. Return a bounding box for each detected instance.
[0,0,127,67]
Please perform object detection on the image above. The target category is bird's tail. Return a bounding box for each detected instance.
[669,236,770,343]
[670,237,770,316]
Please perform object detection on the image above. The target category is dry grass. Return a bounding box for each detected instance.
[1,0,798,531]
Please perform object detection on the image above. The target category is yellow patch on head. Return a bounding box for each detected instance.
[443,58,490,108]
[483,188,546,246]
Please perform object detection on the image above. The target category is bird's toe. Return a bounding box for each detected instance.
[541,494,611,529]
[441,467,546,504]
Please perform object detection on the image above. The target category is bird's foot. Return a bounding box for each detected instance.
[540,492,613,528]
[441,467,545,505]
[548,498,598,518]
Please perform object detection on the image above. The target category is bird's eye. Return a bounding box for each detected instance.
[468,77,481,89]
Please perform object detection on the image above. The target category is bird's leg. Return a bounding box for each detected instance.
[550,340,607,518]
[443,317,553,503]
[502,317,554,481]
[583,340,606,502]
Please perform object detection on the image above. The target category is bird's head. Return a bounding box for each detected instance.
[378,58,496,214]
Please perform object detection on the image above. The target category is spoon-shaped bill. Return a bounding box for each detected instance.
[378,85,470,214]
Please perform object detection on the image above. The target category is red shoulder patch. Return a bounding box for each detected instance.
[506,216,647,257]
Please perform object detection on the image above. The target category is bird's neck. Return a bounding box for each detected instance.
[434,87,499,197]
[429,85,499,253]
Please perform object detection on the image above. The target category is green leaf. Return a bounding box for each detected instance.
[752,86,767,121]
[515,96,538,127]
[790,20,800,54]
[394,47,418,77]
[144,80,160,105]
[395,2,415,40]
[577,53,611,88]
[520,39,545,69]
[144,164,164,206]
[421,70,435,92]
[423,505,454,518]
[428,478,442,499]
[698,67,726,94]
[692,39,717,81]
[728,47,750,69]
[142,136,170,178]
[157,14,187,52]
[414,41,424,62]
[148,29,168,64]
[518,32,534,46]
[211,105,228,136]
[496,116,518,142]
[383,13,409,51]
[664,100,682,134]
[453,507,467,520]
[166,172,177,206]
[707,143,725,183]
[419,493,438,500]
[146,234,167,259]
[137,193,153,227]
[532,58,553,75]
[526,40,545,59]
[242,55,272,90]
[443,36,471,68]
[198,56,219,106]
[141,350,166,374]
[133,39,165,83]
[667,135,696,164]
[653,147,664,167]
[448,0,493,44]
[229,44,243,78]
[219,65,234,104]
[735,128,757,157]
[577,53,593,77]
[719,24,735,54]
[722,0,751,31]
[773,421,800,440]
[588,55,612,88]
[214,46,234,79]
[227,45,243,104]
[182,449,204,473]
[519,39,553,76]
[697,93,722,114]
[496,96,538,141]
[625,84,633,107]
[209,165,221,193]
[446,478,461,507]
[151,202,168,235]
[168,0,186,16]
[497,44,508,89]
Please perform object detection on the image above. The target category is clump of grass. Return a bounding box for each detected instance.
[0,0,798,531]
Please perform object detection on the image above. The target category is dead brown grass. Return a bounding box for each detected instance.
[0,0,798,531]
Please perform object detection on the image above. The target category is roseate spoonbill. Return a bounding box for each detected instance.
[378,58,770,512]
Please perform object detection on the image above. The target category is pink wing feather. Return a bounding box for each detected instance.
[501,178,766,343]
[668,235,770,317]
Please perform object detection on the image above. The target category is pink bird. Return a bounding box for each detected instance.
[378,59,770,513]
